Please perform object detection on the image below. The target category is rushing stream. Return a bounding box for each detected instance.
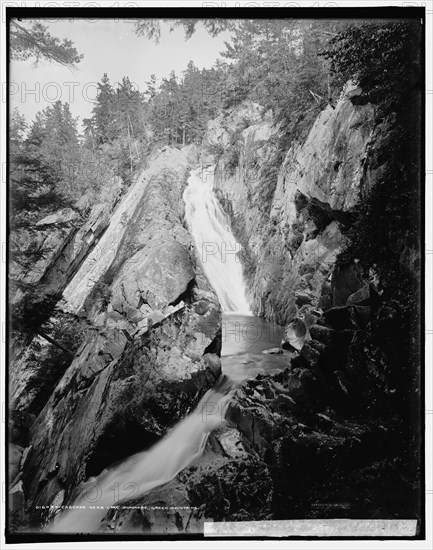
[50,166,286,533]
[49,377,234,533]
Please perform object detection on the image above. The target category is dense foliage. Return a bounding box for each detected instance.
[320,21,420,114]
[135,18,235,43]
[145,62,226,145]
[83,74,149,183]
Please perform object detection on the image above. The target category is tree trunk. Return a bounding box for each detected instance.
[36,329,74,357]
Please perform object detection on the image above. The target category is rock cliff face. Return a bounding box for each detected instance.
[14,146,223,527]
[207,85,375,327]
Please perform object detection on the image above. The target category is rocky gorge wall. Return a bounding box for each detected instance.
[10,146,224,529]
[206,84,376,329]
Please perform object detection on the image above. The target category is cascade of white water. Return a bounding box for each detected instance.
[49,377,234,533]
[183,167,251,314]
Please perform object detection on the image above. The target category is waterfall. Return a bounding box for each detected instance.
[49,166,252,533]
[183,166,251,314]
[49,376,234,533]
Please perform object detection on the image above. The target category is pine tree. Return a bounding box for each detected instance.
[93,73,118,144]
[10,19,83,68]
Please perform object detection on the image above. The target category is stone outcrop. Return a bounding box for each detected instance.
[10,183,122,414]
[10,186,121,309]
[16,146,223,528]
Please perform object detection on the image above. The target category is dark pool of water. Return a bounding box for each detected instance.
[221,313,292,383]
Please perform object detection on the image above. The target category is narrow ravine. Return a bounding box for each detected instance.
[183,166,288,382]
[49,165,285,533]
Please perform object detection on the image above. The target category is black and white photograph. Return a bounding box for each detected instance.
[1,3,429,545]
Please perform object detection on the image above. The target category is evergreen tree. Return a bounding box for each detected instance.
[135,18,235,42]
[93,73,119,145]
[10,101,82,227]
[10,19,83,68]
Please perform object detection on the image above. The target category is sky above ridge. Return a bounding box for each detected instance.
[10,19,232,130]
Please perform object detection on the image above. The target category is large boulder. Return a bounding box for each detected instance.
[281,317,310,351]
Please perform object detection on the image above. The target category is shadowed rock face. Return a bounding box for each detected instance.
[20,147,223,525]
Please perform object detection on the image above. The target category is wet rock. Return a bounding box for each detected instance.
[98,419,272,534]
[210,426,251,459]
[204,83,374,326]
[281,317,310,351]
[226,400,281,456]
[262,347,283,355]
